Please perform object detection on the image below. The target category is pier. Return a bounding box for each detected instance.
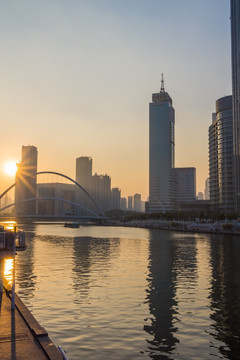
[0,225,65,360]
[1,279,63,360]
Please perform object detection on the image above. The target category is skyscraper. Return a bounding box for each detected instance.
[15,145,38,215]
[76,156,93,212]
[149,75,175,212]
[208,96,234,214]
[133,193,141,212]
[231,1,240,213]
[204,178,210,200]
[92,173,111,213]
[175,167,196,203]
[111,187,121,209]
[128,196,133,211]
[76,156,92,191]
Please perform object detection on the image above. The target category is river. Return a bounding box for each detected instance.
[12,223,240,359]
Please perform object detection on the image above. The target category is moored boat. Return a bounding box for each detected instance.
[64,222,79,228]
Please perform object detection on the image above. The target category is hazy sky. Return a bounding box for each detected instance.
[0,0,231,200]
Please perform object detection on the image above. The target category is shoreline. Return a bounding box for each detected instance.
[105,220,240,236]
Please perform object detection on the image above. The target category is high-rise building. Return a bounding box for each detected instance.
[76,156,93,210]
[133,193,141,212]
[120,197,127,210]
[76,157,92,191]
[149,75,175,212]
[204,178,210,200]
[37,183,76,216]
[175,168,196,203]
[92,173,111,214]
[111,187,121,210]
[231,1,240,213]
[15,145,38,215]
[209,113,219,207]
[128,196,133,211]
[208,96,234,214]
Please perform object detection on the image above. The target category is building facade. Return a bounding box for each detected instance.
[149,76,175,212]
[133,193,141,212]
[15,145,38,215]
[37,183,77,216]
[231,1,240,213]
[92,173,111,213]
[120,197,127,210]
[111,188,121,210]
[175,167,196,203]
[209,95,235,214]
[76,157,92,191]
[204,178,210,200]
[76,156,93,210]
[128,196,133,211]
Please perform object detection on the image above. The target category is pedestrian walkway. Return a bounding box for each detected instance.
[0,284,63,360]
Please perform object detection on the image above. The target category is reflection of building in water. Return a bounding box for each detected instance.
[15,226,36,300]
[144,231,179,358]
[71,237,119,302]
[15,145,38,215]
[145,232,199,358]
[209,236,240,359]
[172,235,198,290]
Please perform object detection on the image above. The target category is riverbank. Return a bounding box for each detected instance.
[105,219,240,235]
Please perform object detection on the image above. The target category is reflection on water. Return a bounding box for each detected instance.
[209,236,240,359]
[16,227,36,302]
[144,231,178,359]
[4,258,13,285]
[12,224,240,359]
[72,237,120,303]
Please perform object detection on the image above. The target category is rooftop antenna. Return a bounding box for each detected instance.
[160,73,165,92]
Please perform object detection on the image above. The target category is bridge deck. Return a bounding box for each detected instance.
[0,282,62,360]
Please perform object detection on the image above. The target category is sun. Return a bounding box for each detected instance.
[3,161,17,177]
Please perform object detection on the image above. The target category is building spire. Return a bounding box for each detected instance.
[160,73,165,93]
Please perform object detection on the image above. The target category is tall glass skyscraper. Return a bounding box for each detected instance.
[149,76,175,213]
[231,1,240,213]
[209,96,234,214]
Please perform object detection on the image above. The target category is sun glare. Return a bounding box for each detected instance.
[3,162,17,177]
[4,259,13,285]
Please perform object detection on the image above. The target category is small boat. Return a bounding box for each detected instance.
[64,222,79,228]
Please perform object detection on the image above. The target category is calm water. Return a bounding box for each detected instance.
[13,223,240,359]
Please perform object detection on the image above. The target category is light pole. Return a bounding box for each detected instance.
[11,226,16,311]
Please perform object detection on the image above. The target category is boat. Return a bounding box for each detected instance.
[64,222,79,228]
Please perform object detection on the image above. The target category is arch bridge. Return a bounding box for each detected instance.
[0,171,105,221]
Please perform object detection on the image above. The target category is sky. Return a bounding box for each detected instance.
[0,0,231,200]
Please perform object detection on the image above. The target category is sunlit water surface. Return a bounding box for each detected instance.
[13,224,240,359]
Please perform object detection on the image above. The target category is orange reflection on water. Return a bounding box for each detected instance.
[4,258,13,286]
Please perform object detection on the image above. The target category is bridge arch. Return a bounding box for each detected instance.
[0,197,100,217]
[0,171,103,217]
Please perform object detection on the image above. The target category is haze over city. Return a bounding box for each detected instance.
[0,0,231,200]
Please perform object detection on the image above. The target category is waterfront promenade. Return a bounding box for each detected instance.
[0,279,62,360]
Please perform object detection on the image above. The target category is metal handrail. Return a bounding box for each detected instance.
[58,345,70,360]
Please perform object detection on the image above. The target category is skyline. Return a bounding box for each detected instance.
[0,0,231,200]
